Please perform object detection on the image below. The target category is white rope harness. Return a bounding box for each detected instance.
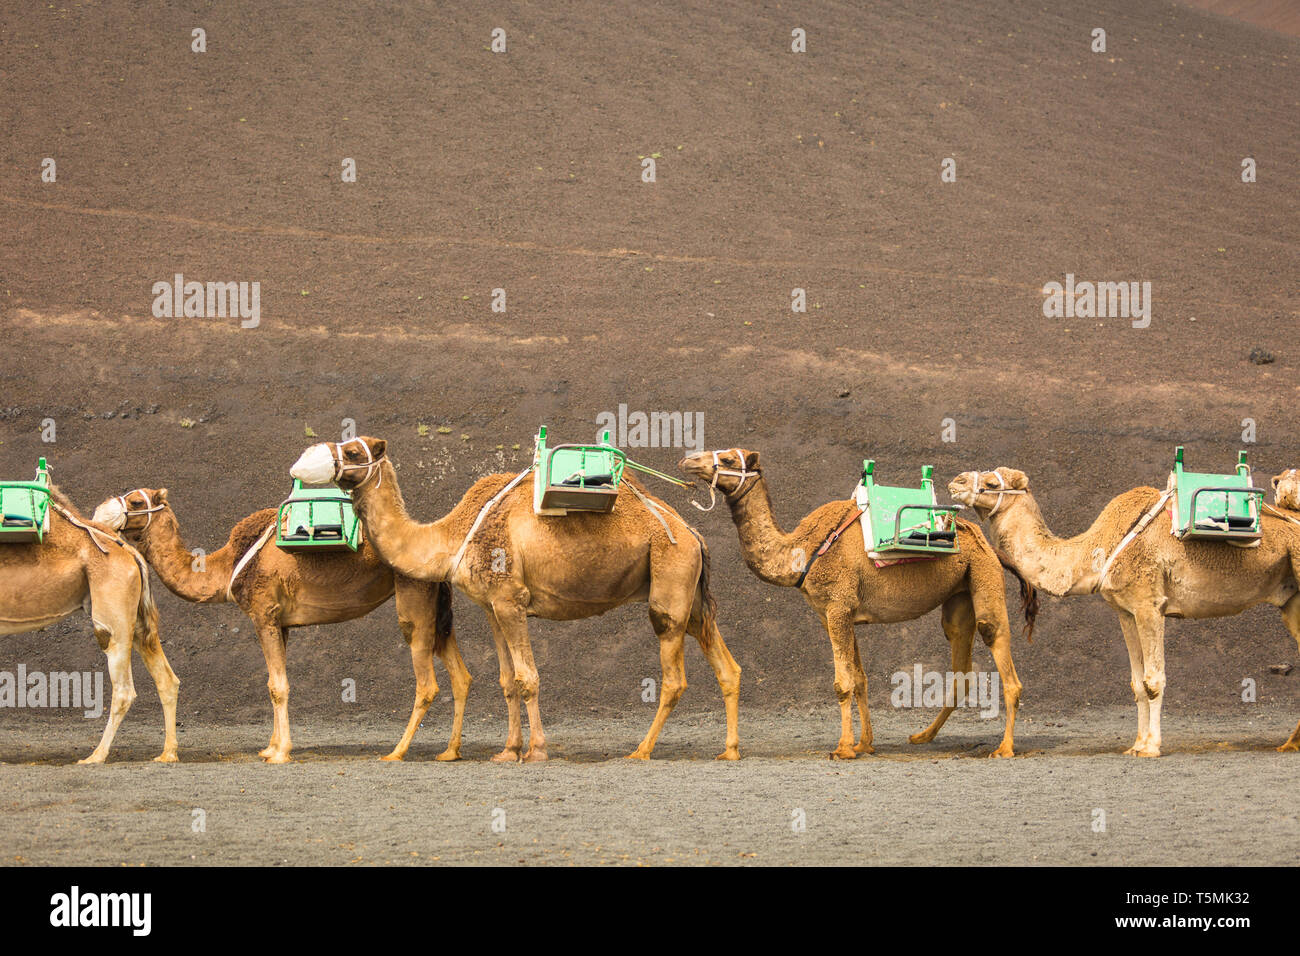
[691,449,759,512]
[449,468,531,577]
[959,470,1028,516]
[226,522,276,601]
[333,437,386,489]
[629,482,677,544]
[113,490,167,529]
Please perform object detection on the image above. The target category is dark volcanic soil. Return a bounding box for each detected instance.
[0,1,1297,756]
[2,708,1299,866]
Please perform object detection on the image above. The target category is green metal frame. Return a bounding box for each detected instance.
[533,426,626,515]
[856,459,959,556]
[0,458,52,545]
[275,479,362,552]
[1171,446,1263,541]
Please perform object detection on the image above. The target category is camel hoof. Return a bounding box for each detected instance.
[379,752,404,762]
[491,749,522,763]
[625,751,651,761]
[263,753,291,765]
[1123,746,1160,758]
[258,747,275,759]
[855,743,876,755]
[76,755,106,765]
[435,749,462,762]
[988,746,1015,759]
[908,732,934,745]
[1276,742,1300,753]
[829,747,858,760]
[715,748,741,761]
[522,749,548,763]
[153,752,180,763]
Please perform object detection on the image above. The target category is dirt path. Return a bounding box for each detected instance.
[2,708,1297,866]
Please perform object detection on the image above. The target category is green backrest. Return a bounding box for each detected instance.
[861,460,945,548]
[0,458,52,536]
[1172,446,1258,530]
[536,427,626,488]
[276,479,360,549]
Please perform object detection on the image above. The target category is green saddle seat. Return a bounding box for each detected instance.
[1169,446,1263,542]
[275,480,361,552]
[856,460,959,557]
[533,426,626,515]
[0,458,52,545]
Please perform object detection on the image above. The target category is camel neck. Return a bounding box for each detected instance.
[726,477,812,587]
[350,460,459,581]
[137,511,234,604]
[988,493,1097,596]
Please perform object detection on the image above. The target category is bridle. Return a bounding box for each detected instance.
[113,490,167,529]
[330,437,386,489]
[691,449,761,512]
[958,470,1026,516]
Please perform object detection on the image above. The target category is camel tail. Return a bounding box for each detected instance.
[687,528,719,646]
[432,581,454,655]
[127,543,160,643]
[993,545,1038,643]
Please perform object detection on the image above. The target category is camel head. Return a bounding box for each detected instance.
[92,488,170,537]
[947,467,1030,518]
[678,448,761,511]
[291,436,387,490]
[1273,468,1300,511]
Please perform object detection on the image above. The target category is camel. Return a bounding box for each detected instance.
[678,449,1035,759]
[289,436,741,762]
[0,482,178,763]
[949,467,1300,756]
[92,487,467,763]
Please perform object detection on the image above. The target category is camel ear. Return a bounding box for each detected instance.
[370,438,387,459]
[1001,468,1028,489]
[156,488,169,502]
[1272,475,1281,490]
[743,450,760,470]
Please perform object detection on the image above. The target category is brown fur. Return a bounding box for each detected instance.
[93,488,468,764]
[680,449,1025,759]
[305,437,743,762]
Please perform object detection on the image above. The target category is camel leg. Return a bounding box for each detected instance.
[850,638,873,754]
[688,615,741,760]
[979,617,1022,758]
[1131,606,1166,757]
[434,631,472,761]
[629,607,689,760]
[825,608,860,759]
[79,610,137,764]
[1276,594,1300,752]
[1117,610,1152,755]
[910,595,975,746]
[491,603,547,762]
[486,609,525,762]
[382,615,441,762]
[255,621,292,764]
[133,616,180,763]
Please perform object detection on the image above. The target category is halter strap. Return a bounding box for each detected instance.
[334,437,386,489]
[962,470,1027,516]
[116,490,167,529]
[691,449,760,512]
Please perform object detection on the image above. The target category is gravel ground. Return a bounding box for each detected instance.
[1,705,1297,866]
